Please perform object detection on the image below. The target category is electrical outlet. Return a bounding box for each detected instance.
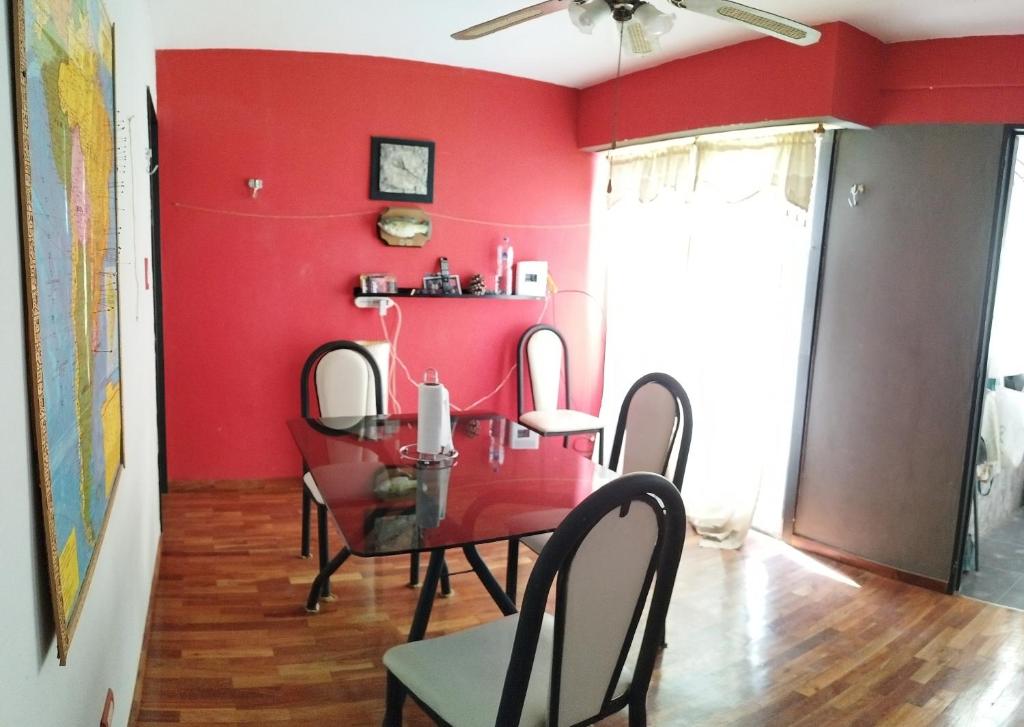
[99,689,114,727]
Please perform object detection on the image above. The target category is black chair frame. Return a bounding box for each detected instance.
[384,472,686,727]
[607,372,694,491]
[299,340,446,601]
[516,326,603,462]
[506,372,693,605]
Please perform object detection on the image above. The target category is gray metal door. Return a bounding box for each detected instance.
[791,124,1005,587]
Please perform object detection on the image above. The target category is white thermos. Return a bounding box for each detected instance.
[416,368,453,456]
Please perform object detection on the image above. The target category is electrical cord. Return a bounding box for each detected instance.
[377,291,558,412]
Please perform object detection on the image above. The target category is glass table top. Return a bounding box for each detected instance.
[287,413,615,557]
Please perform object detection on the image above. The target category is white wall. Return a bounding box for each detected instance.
[0,1,161,725]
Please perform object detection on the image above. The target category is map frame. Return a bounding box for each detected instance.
[13,0,125,665]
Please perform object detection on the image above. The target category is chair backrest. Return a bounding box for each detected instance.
[609,373,693,490]
[497,473,686,726]
[517,324,571,416]
[300,341,383,418]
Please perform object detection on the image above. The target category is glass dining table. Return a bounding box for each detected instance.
[287,412,614,641]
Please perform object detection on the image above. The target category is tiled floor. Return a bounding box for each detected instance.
[961,509,1024,609]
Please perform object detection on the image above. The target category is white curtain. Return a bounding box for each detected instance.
[597,131,818,547]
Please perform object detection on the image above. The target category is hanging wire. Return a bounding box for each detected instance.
[607,20,626,195]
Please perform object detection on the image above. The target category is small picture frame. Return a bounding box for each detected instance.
[422,274,461,296]
[370,137,435,203]
[360,273,397,294]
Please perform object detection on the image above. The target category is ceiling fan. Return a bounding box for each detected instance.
[452,0,821,55]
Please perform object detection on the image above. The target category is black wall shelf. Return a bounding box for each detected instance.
[353,287,544,301]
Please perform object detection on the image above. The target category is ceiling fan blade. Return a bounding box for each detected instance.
[675,0,821,46]
[625,20,658,55]
[452,0,573,40]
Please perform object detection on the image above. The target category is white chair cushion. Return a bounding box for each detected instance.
[316,349,378,416]
[303,471,325,505]
[519,409,603,435]
[384,613,630,727]
[621,383,679,476]
[506,508,565,555]
[526,329,564,413]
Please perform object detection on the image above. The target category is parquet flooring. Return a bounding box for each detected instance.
[134,480,1024,726]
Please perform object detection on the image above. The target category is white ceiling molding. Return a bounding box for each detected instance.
[147,0,1024,89]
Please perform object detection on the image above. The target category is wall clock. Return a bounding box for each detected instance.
[370,137,435,203]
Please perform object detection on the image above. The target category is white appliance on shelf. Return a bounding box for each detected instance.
[508,423,540,449]
[515,261,548,297]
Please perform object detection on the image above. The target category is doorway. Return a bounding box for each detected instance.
[147,88,168,498]
[960,131,1024,608]
[595,126,829,545]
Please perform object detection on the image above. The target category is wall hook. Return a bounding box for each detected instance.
[247,178,264,199]
[848,183,865,208]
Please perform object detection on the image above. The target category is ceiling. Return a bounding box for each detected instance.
[147,1,1024,89]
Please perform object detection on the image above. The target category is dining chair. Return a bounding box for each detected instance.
[300,340,444,598]
[382,471,686,727]
[517,324,604,461]
[507,372,692,602]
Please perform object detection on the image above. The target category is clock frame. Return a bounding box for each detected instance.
[370,136,435,203]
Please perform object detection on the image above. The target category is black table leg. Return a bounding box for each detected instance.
[408,550,446,642]
[463,544,517,616]
[317,504,332,598]
[305,546,350,613]
[300,485,312,559]
[440,560,452,597]
[408,552,420,587]
[506,538,519,604]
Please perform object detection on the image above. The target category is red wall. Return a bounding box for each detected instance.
[578,25,1024,147]
[880,36,1024,123]
[158,50,601,480]
[161,32,1024,481]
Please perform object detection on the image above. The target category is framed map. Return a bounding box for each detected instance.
[13,0,123,664]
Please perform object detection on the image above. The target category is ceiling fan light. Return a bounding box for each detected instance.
[634,3,675,36]
[569,0,607,34]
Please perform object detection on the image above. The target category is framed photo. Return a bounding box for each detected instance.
[370,137,435,203]
[422,274,461,296]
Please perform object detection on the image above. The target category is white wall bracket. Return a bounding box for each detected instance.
[354,296,395,315]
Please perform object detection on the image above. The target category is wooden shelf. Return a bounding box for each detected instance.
[353,287,544,301]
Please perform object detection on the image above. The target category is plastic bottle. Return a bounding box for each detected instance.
[496,236,514,295]
[488,418,506,471]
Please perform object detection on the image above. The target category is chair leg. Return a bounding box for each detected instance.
[629,698,647,727]
[506,538,519,604]
[305,547,351,613]
[440,559,452,597]
[300,486,312,559]
[408,552,420,588]
[317,504,331,599]
[597,429,605,465]
[383,670,406,726]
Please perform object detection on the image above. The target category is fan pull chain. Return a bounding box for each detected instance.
[607,20,625,195]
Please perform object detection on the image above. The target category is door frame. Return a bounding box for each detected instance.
[949,126,1022,592]
[780,130,837,540]
[147,88,168,496]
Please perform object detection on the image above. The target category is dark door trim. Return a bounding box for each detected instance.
[147,88,168,496]
[949,126,1022,592]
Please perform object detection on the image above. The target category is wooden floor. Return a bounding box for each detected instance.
[134,480,1024,726]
